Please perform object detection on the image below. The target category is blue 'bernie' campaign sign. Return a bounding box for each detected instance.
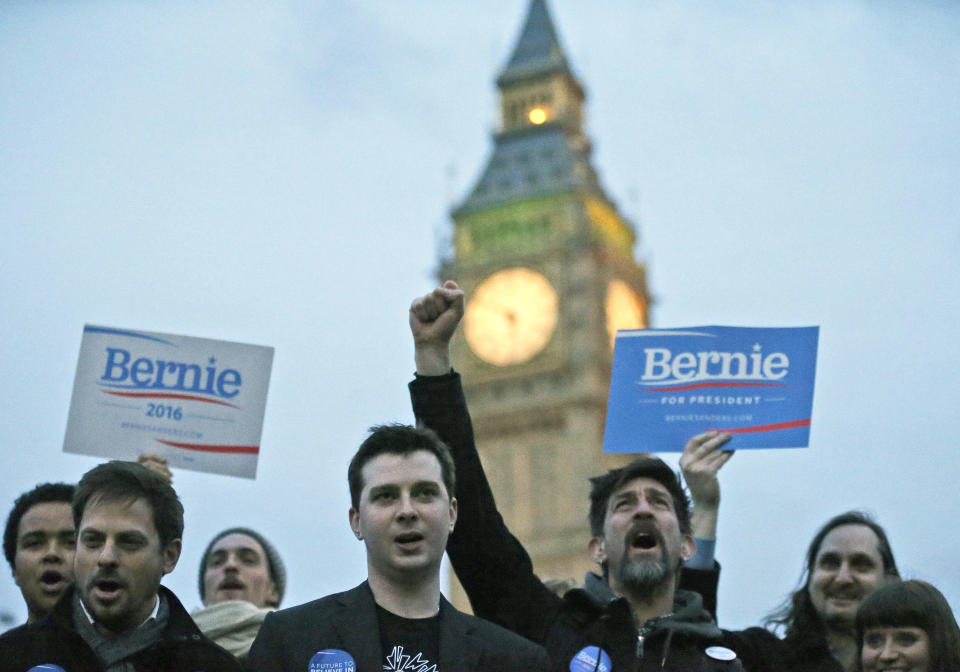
[604,326,819,452]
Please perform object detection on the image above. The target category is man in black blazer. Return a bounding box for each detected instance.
[248,424,549,672]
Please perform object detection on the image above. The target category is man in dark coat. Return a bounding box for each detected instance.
[0,584,239,672]
[248,424,550,672]
[0,460,239,672]
[407,282,750,672]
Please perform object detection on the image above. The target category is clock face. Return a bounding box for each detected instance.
[605,279,648,348]
[464,268,558,366]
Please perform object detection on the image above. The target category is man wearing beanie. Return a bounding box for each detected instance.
[193,527,285,659]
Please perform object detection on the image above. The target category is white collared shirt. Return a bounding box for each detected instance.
[79,593,160,629]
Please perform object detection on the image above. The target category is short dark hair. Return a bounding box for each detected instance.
[766,511,899,638]
[4,482,75,569]
[588,457,691,538]
[73,461,183,548]
[348,424,456,510]
[854,580,960,672]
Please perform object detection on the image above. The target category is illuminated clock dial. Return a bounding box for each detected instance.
[465,267,558,366]
[605,279,648,348]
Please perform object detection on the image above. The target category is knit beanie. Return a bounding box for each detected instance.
[199,527,286,606]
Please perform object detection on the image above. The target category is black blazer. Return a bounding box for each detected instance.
[247,581,550,672]
[0,586,240,672]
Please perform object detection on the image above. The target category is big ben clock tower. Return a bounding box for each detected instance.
[440,0,651,607]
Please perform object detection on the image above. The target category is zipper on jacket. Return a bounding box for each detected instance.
[635,612,672,659]
[659,627,675,670]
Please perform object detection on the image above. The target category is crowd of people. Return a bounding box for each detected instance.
[0,281,957,671]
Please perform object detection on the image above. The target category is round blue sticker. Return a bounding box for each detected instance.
[28,666,67,672]
[570,645,612,672]
[309,649,356,672]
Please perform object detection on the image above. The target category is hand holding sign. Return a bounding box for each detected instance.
[137,454,173,483]
[680,431,733,541]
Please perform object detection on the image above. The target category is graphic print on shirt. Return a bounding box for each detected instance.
[383,644,438,672]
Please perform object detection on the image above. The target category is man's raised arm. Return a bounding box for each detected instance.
[407,282,561,642]
[678,430,733,621]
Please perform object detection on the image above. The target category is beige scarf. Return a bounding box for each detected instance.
[191,600,272,659]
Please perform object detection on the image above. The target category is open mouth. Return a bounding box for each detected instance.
[394,532,425,545]
[93,579,124,601]
[627,522,662,552]
[631,533,658,550]
[39,570,67,592]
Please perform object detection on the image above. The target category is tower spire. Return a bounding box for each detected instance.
[453,0,602,217]
[497,0,571,88]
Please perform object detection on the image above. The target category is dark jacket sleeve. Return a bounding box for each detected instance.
[247,610,285,672]
[680,561,721,622]
[722,626,788,672]
[532,644,552,671]
[516,638,552,672]
[410,372,562,643]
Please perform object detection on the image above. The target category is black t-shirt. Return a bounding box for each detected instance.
[376,603,441,672]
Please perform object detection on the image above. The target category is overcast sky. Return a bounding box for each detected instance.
[2,0,958,629]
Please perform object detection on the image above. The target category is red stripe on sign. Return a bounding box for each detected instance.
[104,390,238,408]
[646,382,786,393]
[708,418,810,434]
[156,439,259,454]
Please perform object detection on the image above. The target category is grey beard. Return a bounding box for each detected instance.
[616,553,669,594]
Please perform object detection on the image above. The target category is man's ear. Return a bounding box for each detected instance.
[588,536,607,565]
[680,533,696,563]
[448,497,458,533]
[264,581,280,608]
[348,508,362,540]
[162,539,182,575]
